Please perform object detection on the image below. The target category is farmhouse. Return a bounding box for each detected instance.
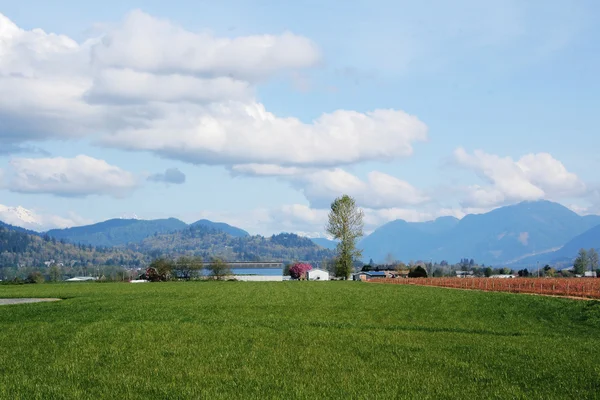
[307,269,329,281]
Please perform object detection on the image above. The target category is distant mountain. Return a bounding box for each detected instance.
[555,224,600,257]
[0,205,43,230]
[518,223,600,268]
[360,201,600,266]
[310,238,338,250]
[46,218,188,247]
[0,220,40,235]
[190,219,249,237]
[361,217,459,263]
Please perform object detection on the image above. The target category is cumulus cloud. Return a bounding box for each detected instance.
[231,165,429,209]
[90,10,320,82]
[454,148,587,207]
[0,11,427,170]
[100,104,427,167]
[84,69,252,105]
[147,168,186,184]
[5,155,138,197]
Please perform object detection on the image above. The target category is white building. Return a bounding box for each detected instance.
[307,269,330,281]
[235,275,284,282]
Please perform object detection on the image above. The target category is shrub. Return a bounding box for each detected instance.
[408,266,427,278]
[26,271,45,284]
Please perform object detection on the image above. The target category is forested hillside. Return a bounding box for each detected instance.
[0,226,147,268]
[128,226,334,263]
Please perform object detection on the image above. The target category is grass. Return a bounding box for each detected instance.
[0,282,599,399]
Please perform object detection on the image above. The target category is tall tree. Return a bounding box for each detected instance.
[573,248,589,275]
[325,195,364,279]
[588,248,599,276]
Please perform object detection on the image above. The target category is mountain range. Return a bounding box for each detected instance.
[0,219,332,268]
[2,200,600,268]
[360,201,600,266]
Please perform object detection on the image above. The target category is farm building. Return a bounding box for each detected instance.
[307,269,330,281]
[353,271,387,281]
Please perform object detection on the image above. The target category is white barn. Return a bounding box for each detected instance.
[307,269,330,281]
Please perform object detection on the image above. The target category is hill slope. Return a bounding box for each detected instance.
[0,224,146,268]
[360,217,459,263]
[310,238,338,250]
[518,223,600,267]
[190,219,249,237]
[128,227,334,262]
[46,218,188,247]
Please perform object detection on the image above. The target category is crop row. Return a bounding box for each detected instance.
[370,277,600,299]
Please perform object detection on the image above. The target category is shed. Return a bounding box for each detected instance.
[307,269,330,281]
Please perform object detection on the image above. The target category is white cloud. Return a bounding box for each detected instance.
[101,104,427,167]
[6,155,138,197]
[90,10,320,82]
[297,169,429,209]
[454,148,586,207]
[85,69,252,104]
[231,166,429,209]
[0,11,427,171]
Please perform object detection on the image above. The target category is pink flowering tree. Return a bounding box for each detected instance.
[289,263,313,280]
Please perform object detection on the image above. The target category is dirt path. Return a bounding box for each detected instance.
[0,298,61,305]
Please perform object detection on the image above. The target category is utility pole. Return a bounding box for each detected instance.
[537,261,539,278]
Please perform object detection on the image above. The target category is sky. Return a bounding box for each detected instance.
[0,0,599,236]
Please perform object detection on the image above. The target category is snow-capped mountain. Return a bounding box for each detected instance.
[0,204,43,229]
[0,204,90,231]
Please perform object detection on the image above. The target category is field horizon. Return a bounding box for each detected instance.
[1,282,599,399]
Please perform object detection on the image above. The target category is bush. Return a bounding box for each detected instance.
[408,266,428,278]
[26,271,45,284]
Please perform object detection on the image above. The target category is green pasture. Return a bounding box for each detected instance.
[0,282,599,399]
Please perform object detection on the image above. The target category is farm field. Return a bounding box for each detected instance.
[1,282,599,399]
[372,277,600,299]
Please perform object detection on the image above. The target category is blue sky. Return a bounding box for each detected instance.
[0,0,599,235]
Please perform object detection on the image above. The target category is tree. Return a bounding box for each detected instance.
[175,256,203,280]
[395,261,407,275]
[148,258,174,281]
[574,248,589,275]
[289,263,312,280]
[484,267,493,277]
[49,264,62,282]
[325,195,364,280]
[588,248,599,275]
[207,258,231,280]
[408,266,427,278]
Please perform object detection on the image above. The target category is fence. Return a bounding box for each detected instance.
[369,277,600,299]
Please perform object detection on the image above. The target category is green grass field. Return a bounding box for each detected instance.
[1,282,599,399]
